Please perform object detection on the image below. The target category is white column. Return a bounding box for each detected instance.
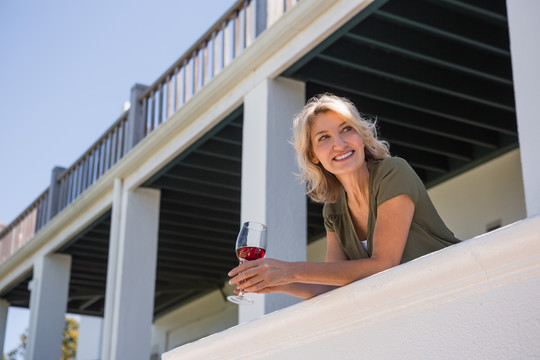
[507,0,540,217]
[76,315,103,360]
[0,299,9,356]
[101,178,123,359]
[101,182,161,360]
[26,253,72,360]
[240,77,307,323]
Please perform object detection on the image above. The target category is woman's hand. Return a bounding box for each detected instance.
[228,258,294,294]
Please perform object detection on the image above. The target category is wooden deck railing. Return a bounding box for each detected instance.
[140,0,300,135]
[0,0,300,264]
[0,189,49,263]
[0,111,130,263]
[56,111,130,210]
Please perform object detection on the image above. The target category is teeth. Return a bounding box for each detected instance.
[334,151,353,160]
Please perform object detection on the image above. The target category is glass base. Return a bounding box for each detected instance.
[227,294,254,305]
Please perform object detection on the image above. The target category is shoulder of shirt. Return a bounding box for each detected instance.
[378,156,409,168]
[371,156,411,176]
[322,188,346,217]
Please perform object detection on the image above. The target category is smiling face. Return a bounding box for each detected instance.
[310,110,367,178]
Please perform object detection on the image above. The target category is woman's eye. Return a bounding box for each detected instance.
[318,135,328,141]
[342,126,352,133]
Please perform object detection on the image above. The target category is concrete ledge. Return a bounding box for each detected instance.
[163,215,540,359]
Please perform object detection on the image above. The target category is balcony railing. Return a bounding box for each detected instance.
[58,111,130,211]
[0,0,301,264]
[140,0,300,135]
[0,189,48,264]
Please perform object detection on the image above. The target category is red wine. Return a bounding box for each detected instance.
[236,247,266,262]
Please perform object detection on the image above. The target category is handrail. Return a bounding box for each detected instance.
[139,0,300,135]
[0,111,129,264]
[0,189,49,263]
[56,111,129,210]
[139,0,252,101]
[140,0,257,134]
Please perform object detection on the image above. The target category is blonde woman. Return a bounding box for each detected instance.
[229,94,459,299]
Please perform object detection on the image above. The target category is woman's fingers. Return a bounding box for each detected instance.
[228,260,269,293]
[229,265,261,287]
[228,258,261,277]
[229,259,289,294]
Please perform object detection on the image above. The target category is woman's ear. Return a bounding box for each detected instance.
[310,152,320,164]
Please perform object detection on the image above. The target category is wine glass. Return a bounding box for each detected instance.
[227,221,268,305]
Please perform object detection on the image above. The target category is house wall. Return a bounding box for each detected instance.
[428,149,526,240]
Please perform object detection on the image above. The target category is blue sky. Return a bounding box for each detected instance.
[0,0,234,355]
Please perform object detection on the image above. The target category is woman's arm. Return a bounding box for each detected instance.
[228,232,346,299]
[228,194,415,298]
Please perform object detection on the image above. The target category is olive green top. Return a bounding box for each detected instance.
[323,157,460,263]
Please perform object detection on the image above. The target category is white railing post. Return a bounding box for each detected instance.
[124,83,150,153]
[255,0,268,37]
[46,166,67,221]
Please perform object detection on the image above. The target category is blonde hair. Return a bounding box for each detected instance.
[292,93,390,203]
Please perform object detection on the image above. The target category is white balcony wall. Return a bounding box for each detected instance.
[163,215,540,360]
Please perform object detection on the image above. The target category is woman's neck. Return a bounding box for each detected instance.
[337,162,370,205]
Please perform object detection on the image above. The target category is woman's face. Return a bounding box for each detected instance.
[309,111,366,177]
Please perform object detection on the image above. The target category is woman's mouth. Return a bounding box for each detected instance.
[333,151,354,161]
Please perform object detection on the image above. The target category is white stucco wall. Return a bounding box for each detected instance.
[163,216,540,360]
[152,289,238,356]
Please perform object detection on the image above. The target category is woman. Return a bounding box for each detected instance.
[228,93,460,299]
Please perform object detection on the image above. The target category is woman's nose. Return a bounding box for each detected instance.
[332,134,346,148]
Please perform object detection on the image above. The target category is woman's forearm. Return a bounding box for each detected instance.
[230,257,392,297]
[277,282,338,299]
[288,258,387,287]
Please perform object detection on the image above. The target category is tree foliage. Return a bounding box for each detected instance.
[3,317,78,360]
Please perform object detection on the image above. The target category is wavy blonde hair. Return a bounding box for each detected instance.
[292,93,390,203]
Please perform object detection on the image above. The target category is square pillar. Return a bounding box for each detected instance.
[507,0,540,217]
[0,299,8,356]
[26,253,72,360]
[101,180,160,360]
[240,77,307,323]
[77,315,103,360]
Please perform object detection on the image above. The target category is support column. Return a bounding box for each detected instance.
[26,253,72,360]
[240,77,306,323]
[77,315,103,360]
[507,0,540,217]
[0,299,9,356]
[101,181,160,360]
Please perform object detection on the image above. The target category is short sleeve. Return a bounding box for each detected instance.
[373,157,421,207]
[322,203,336,232]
